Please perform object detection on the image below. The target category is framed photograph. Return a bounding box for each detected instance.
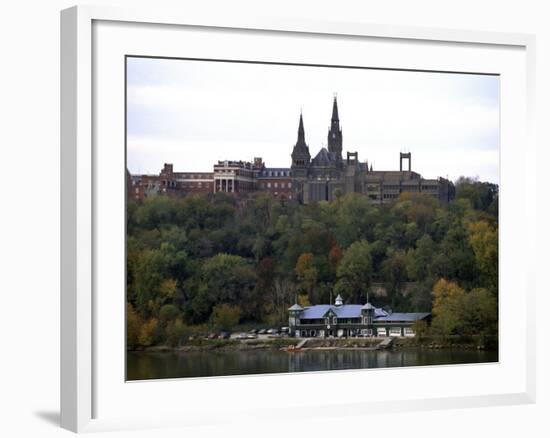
[61,5,536,433]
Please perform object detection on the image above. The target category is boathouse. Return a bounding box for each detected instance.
[288,294,430,338]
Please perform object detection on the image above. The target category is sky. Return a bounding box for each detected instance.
[126,57,500,184]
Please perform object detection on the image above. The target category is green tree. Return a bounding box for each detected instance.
[381,250,408,307]
[406,234,434,281]
[165,319,188,347]
[295,252,319,302]
[468,220,498,292]
[159,304,180,326]
[335,240,372,303]
[461,288,498,336]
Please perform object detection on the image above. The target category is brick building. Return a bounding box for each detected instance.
[256,168,292,200]
[128,97,455,205]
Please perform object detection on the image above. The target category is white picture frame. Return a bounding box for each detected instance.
[60,5,536,433]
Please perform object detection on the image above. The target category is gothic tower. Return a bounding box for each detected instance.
[327,96,343,159]
[291,113,310,202]
[291,113,311,174]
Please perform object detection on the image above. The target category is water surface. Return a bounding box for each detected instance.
[127,348,498,380]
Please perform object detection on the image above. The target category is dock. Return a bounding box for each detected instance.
[377,337,395,349]
[296,338,308,349]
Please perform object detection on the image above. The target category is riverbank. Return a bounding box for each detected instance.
[129,335,497,353]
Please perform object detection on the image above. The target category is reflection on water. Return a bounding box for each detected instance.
[127,348,498,380]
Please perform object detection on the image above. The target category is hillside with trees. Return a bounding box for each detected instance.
[126,177,498,348]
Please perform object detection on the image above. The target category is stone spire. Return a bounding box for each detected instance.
[331,95,339,122]
[327,96,343,159]
[291,112,310,169]
[297,113,306,147]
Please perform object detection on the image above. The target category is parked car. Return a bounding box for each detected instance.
[246,333,257,339]
[207,333,218,340]
[218,331,230,340]
[237,332,248,340]
[280,327,289,333]
[258,329,267,335]
[249,328,258,334]
[267,328,279,334]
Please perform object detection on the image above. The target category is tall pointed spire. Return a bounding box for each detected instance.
[291,111,310,170]
[331,95,339,122]
[327,95,343,159]
[297,112,306,146]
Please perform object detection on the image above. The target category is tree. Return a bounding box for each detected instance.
[431,279,466,337]
[461,288,498,336]
[431,279,497,339]
[295,252,319,302]
[381,250,408,307]
[159,304,180,326]
[210,304,241,331]
[456,177,498,213]
[165,319,188,347]
[335,240,372,302]
[468,220,498,292]
[126,302,143,349]
[200,253,257,318]
[328,245,343,274]
[138,318,159,347]
[406,234,434,281]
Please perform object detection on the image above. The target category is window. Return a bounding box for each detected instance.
[274,182,278,188]
[267,182,271,188]
[389,327,402,336]
[404,327,415,336]
[333,317,337,324]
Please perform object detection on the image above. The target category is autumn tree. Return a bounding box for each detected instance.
[431,279,467,337]
[126,302,143,349]
[138,318,159,347]
[210,303,241,331]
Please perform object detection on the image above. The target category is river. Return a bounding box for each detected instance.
[127,348,498,380]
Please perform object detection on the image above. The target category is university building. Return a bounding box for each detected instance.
[288,294,430,338]
[128,97,454,205]
[290,97,455,204]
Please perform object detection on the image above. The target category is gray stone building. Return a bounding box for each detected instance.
[290,97,455,204]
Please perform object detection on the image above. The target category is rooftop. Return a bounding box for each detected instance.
[295,302,430,322]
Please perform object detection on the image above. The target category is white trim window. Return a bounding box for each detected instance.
[389,327,402,337]
[404,327,415,337]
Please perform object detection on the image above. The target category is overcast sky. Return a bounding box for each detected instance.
[126,57,499,184]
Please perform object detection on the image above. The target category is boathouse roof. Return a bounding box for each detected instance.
[375,312,431,322]
[299,304,389,320]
